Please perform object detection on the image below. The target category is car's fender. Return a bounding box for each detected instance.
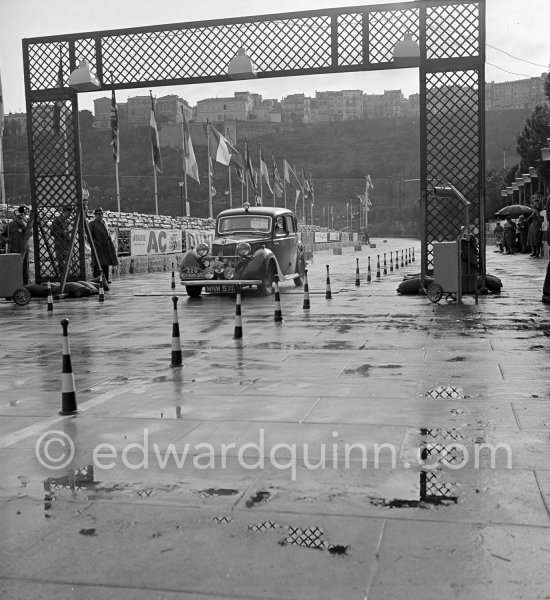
[240,246,284,281]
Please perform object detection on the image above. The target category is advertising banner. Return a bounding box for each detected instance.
[314,232,328,243]
[130,229,182,256]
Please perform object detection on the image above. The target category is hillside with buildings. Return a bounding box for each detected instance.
[1,71,547,230]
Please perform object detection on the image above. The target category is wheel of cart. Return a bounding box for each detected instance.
[0,254,31,306]
[12,287,32,305]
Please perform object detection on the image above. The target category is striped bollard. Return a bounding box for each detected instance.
[395,251,399,270]
[274,274,283,322]
[303,269,311,309]
[98,278,105,303]
[171,270,176,291]
[390,251,394,273]
[233,286,243,339]
[401,250,404,268]
[171,296,183,367]
[376,255,381,279]
[325,265,332,299]
[355,258,360,286]
[59,318,78,415]
[412,248,416,263]
[406,248,410,265]
[383,253,387,275]
[367,257,372,283]
[47,279,54,312]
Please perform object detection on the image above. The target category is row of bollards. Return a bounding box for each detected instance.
[57,250,417,415]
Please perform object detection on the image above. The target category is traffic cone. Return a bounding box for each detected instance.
[367,257,372,282]
[325,265,332,299]
[59,318,78,415]
[390,251,394,273]
[383,253,387,275]
[98,277,105,302]
[171,296,183,367]
[171,270,176,291]
[233,286,243,339]
[412,248,416,263]
[376,255,381,279]
[274,274,283,322]
[303,269,311,309]
[355,258,360,286]
[47,279,54,312]
[400,250,404,268]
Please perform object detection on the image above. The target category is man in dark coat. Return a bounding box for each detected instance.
[542,195,550,304]
[50,205,73,279]
[89,207,118,283]
[1,206,29,284]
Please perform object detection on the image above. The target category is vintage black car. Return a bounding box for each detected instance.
[180,204,307,297]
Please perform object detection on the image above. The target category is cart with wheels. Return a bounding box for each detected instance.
[424,184,479,305]
[0,254,31,305]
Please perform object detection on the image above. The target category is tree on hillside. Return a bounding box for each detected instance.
[515,104,550,183]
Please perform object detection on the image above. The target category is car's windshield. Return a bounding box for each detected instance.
[218,215,271,234]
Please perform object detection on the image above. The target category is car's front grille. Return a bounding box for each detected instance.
[212,243,237,257]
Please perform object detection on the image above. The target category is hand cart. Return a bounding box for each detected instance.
[0,254,31,305]
[424,184,479,305]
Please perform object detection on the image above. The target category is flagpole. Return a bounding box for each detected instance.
[207,120,213,219]
[365,175,369,243]
[259,152,263,204]
[115,162,121,213]
[301,169,306,224]
[228,167,233,208]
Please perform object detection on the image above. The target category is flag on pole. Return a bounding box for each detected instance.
[182,115,200,183]
[272,155,284,198]
[259,148,273,194]
[208,123,243,169]
[149,93,162,174]
[244,141,257,192]
[366,174,374,190]
[110,89,119,164]
[308,172,314,204]
[283,158,291,184]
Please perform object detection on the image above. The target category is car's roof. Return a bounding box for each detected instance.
[217,206,294,219]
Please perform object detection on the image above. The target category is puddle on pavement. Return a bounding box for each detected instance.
[199,488,239,498]
[426,385,465,398]
[245,490,271,508]
[247,520,348,555]
[343,364,403,376]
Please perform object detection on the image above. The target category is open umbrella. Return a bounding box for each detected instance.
[494,204,534,218]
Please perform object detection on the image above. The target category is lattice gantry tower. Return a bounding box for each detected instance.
[23,0,485,282]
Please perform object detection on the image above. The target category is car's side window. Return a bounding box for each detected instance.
[275,217,286,236]
[286,216,295,234]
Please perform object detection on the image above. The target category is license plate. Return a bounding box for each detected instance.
[205,284,235,293]
[181,266,202,279]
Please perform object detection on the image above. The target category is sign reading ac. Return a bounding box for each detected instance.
[147,231,180,254]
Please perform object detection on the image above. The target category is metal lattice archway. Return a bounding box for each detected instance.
[23,0,485,283]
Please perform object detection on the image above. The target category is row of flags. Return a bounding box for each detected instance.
[109,89,315,207]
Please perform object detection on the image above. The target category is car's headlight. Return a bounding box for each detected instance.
[237,242,251,257]
[202,266,214,279]
[196,243,209,257]
[223,267,235,280]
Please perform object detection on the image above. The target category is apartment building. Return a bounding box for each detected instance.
[195,92,255,122]
[485,75,548,111]
[282,94,312,122]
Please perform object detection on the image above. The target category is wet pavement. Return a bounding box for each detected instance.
[1,237,550,600]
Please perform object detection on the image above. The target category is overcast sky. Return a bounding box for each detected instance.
[0,0,548,114]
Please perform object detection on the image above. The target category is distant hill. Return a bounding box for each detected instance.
[1,108,534,232]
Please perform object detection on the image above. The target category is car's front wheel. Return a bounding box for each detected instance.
[257,262,275,295]
[293,255,306,287]
[185,285,202,298]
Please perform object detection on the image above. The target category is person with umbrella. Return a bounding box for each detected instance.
[503,217,516,254]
